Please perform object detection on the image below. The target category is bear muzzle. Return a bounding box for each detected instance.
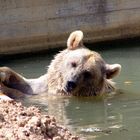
[65,80,77,93]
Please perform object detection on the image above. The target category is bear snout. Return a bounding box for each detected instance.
[65,81,77,93]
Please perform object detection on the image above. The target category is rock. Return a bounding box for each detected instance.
[0,100,80,140]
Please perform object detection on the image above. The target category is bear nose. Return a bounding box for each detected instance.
[66,81,77,92]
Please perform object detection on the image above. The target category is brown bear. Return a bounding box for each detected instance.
[0,30,121,99]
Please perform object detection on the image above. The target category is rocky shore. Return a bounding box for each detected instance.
[0,100,80,140]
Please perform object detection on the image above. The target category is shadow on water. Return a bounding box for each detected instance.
[1,38,140,140]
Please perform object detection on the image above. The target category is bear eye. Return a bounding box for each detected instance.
[83,71,92,79]
[71,62,77,68]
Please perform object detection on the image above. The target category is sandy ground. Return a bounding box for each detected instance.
[0,100,80,140]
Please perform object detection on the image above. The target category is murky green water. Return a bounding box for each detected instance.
[1,42,140,140]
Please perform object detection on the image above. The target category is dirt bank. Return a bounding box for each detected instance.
[0,100,80,140]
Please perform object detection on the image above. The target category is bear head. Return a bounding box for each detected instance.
[47,30,121,96]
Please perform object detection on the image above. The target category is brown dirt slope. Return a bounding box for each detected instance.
[0,100,80,140]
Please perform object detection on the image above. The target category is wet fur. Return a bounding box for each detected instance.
[0,30,121,99]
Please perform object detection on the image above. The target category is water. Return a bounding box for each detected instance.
[1,42,140,140]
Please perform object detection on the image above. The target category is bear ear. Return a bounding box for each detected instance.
[105,64,121,79]
[67,30,84,50]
